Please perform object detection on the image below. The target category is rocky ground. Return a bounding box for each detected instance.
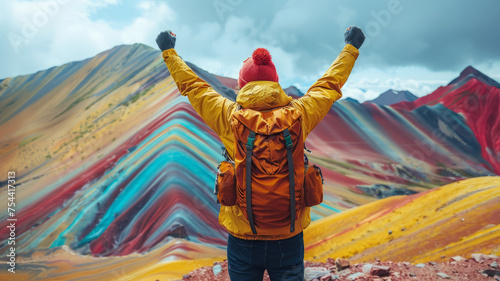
[181,253,500,281]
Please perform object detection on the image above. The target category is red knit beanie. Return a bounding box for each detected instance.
[238,48,279,88]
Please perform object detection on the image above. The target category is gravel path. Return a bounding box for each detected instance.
[181,253,499,281]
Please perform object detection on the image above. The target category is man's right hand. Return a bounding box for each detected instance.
[156,30,177,51]
[344,26,365,49]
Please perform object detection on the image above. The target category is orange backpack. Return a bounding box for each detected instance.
[215,105,323,235]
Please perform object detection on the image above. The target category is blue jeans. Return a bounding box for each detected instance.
[227,232,304,281]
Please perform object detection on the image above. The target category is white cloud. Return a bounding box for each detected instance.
[121,1,176,45]
[0,0,175,78]
[332,65,461,102]
[341,87,381,102]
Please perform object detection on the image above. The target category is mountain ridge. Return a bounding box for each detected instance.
[448,65,500,89]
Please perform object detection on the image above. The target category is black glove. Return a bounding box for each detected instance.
[344,26,365,49]
[156,30,176,51]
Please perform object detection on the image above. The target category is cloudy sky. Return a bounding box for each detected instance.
[2,0,500,101]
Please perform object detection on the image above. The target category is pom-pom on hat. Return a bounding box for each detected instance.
[238,48,279,89]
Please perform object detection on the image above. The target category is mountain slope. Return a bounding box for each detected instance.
[0,44,229,257]
[393,66,500,174]
[304,176,500,263]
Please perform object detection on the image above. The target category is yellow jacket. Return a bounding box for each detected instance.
[162,44,359,240]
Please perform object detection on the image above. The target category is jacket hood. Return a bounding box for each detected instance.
[236,81,293,111]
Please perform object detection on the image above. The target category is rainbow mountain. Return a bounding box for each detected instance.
[0,44,498,280]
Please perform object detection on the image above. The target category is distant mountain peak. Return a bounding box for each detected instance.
[461,65,480,74]
[110,43,156,51]
[368,89,417,106]
[284,85,304,97]
[448,65,500,89]
[344,97,359,103]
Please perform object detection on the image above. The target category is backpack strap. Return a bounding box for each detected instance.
[283,128,295,232]
[246,130,257,234]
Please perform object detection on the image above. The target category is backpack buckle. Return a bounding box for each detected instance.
[283,129,293,149]
[246,131,256,150]
[284,135,293,148]
[246,137,255,149]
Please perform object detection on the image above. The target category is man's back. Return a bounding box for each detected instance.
[156,26,365,280]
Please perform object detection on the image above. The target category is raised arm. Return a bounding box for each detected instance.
[291,26,364,138]
[156,30,236,138]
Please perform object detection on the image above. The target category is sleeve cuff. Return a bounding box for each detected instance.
[343,44,360,60]
[162,48,179,60]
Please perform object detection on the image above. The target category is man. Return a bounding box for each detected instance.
[156,26,364,281]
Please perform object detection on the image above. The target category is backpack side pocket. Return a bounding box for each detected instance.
[304,164,323,207]
[215,161,237,206]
